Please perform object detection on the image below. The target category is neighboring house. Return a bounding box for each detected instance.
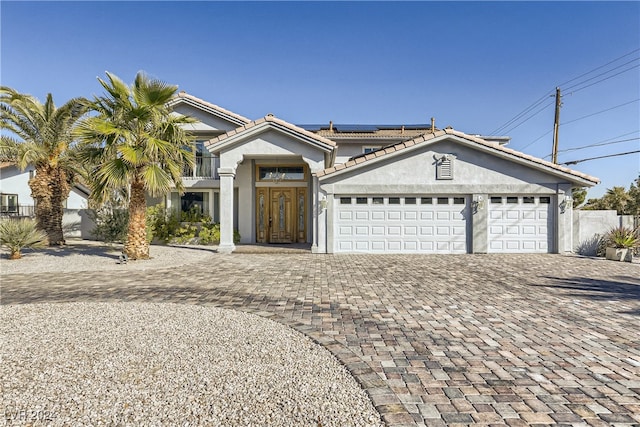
[0,162,88,217]
[162,92,599,254]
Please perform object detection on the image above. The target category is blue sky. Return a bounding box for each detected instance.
[2,1,638,199]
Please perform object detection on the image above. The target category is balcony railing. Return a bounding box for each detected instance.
[0,205,35,218]
[183,155,219,179]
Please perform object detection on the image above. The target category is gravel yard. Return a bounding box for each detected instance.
[0,239,219,274]
[1,241,383,426]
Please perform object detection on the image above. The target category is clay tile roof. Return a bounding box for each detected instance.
[205,114,337,150]
[317,128,599,185]
[171,92,251,125]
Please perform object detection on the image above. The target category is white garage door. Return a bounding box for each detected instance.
[334,196,468,253]
[488,196,553,253]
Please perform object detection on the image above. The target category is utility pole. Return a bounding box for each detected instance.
[551,87,562,164]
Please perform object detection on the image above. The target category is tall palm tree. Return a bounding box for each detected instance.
[76,72,195,260]
[0,87,88,245]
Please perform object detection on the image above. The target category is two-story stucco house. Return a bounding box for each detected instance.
[0,162,88,217]
[163,92,599,254]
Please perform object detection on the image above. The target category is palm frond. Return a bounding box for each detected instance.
[142,163,173,196]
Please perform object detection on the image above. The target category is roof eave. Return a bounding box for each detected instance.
[319,131,600,187]
[206,120,335,154]
[168,93,251,127]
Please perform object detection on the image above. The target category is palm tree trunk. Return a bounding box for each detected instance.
[30,166,70,246]
[124,178,149,260]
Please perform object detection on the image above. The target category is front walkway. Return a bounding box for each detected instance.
[2,253,639,426]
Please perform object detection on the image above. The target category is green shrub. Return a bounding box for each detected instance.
[597,226,640,256]
[180,205,212,223]
[605,226,640,249]
[146,204,181,244]
[199,223,220,245]
[0,218,47,259]
[89,206,129,243]
[145,206,239,246]
[174,223,198,244]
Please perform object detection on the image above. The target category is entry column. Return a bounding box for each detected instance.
[218,167,236,254]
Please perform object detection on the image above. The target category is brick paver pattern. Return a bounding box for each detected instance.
[2,253,639,427]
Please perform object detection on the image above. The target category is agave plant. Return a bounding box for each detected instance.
[0,218,47,259]
[604,226,640,249]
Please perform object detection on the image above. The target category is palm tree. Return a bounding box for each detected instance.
[0,88,88,245]
[603,186,631,215]
[76,72,195,260]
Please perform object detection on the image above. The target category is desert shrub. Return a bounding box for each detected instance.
[598,226,640,256]
[0,218,47,259]
[146,204,181,244]
[89,206,129,243]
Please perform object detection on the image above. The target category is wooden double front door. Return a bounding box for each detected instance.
[256,187,307,244]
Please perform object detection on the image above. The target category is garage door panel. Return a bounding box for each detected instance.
[404,241,418,251]
[371,211,385,220]
[371,241,385,251]
[421,212,434,220]
[506,226,519,234]
[436,211,450,220]
[339,241,353,250]
[387,241,401,251]
[420,241,434,250]
[371,226,385,235]
[335,195,468,253]
[387,211,401,220]
[506,211,519,220]
[490,211,503,220]
[452,226,465,236]
[388,226,401,235]
[451,242,466,251]
[490,241,504,250]
[340,211,353,220]
[488,196,553,253]
[436,241,450,251]
[355,241,369,251]
[404,211,418,220]
[436,226,450,235]
[420,226,434,236]
[355,226,369,235]
[404,226,418,235]
[355,211,369,220]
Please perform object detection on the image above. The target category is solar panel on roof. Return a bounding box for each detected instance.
[333,124,378,132]
[296,124,324,131]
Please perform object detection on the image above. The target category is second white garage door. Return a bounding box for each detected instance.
[488,196,554,253]
[334,196,468,253]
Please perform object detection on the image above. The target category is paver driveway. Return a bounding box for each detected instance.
[2,253,639,426]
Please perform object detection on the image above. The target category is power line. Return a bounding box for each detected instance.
[544,137,640,159]
[489,91,554,135]
[567,63,640,95]
[563,150,640,165]
[561,98,640,126]
[558,48,639,86]
[515,99,639,153]
[501,100,555,135]
[488,49,640,142]
[517,130,552,152]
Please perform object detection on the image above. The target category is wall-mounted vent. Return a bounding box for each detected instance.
[436,154,455,180]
